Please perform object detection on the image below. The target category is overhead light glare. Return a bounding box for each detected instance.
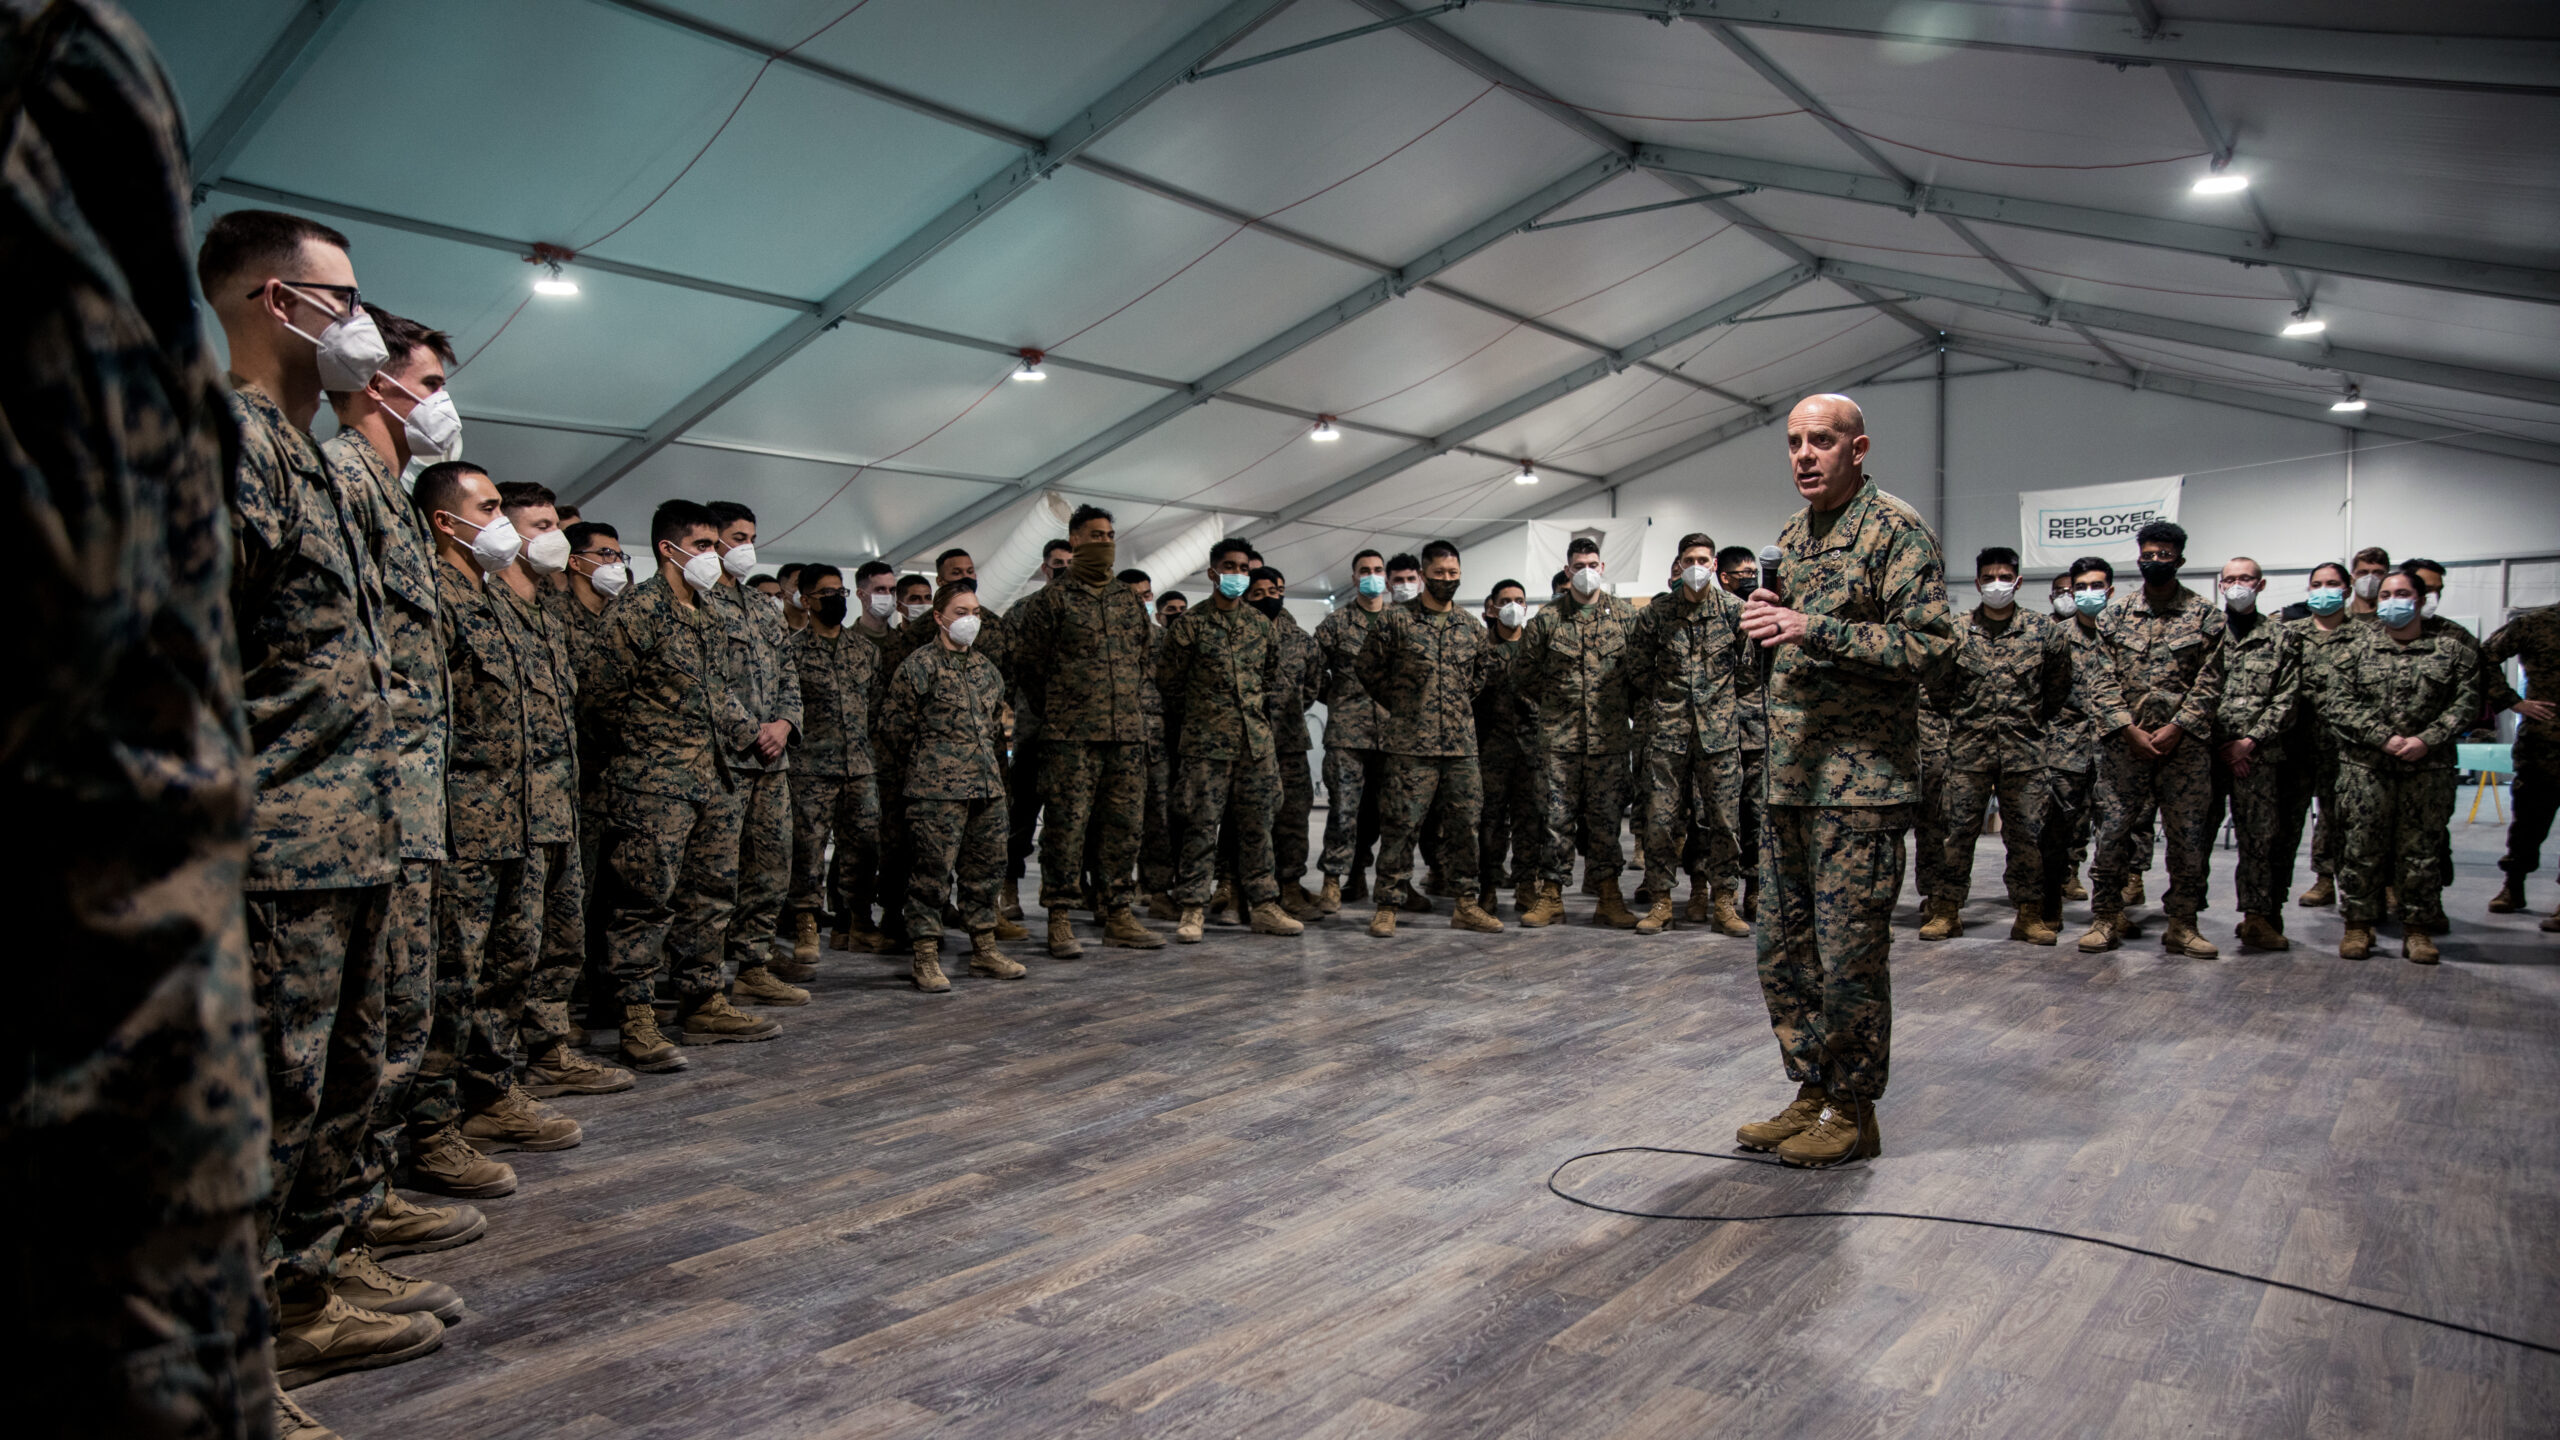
[1311,416,1340,442]
[2331,385,2366,413]
[2281,317,2326,337]
[1014,348,1046,381]
[1515,463,1539,486]
[2191,172,2249,195]
[532,259,578,296]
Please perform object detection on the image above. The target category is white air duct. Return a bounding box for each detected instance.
[973,490,1072,610]
[1133,512,1226,595]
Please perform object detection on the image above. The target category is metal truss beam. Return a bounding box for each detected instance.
[1489,0,2560,95]
[1817,259,2560,407]
[187,0,367,203]
[555,0,1295,505]
[1638,143,2560,306]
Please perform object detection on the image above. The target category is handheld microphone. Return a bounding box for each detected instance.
[1757,544,1785,602]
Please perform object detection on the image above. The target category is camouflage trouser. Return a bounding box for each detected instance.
[1140,733,1175,893]
[907,795,1007,941]
[361,858,436,1221]
[2089,735,2213,920]
[877,773,914,935]
[1640,745,1743,900]
[1915,729,1960,903]
[1006,735,1042,882]
[1934,762,2046,909]
[2038,766,2093,921]
[790,771,882,922]
[1319,746,1384,880]
[1375,753,1482,906]
[1477,746,1543,892]
[521,841,584,1059]
[22,1208,270,1440]
[1538,749,1630,886]
[726,769,791,975]
[1757,804,1907,1103]
[2306,740,2342,880]
[1040,740,1144,913]
[2208,746,2291,917]
[1273,748,1315,893]
[2337,762,2456,931]
[246,884,392,1305]
[2501,735,2558,881]
[1176,751,1281,906]
[415,855,530,1130]
[601,784,747,1006]
[1735,747,1765,890]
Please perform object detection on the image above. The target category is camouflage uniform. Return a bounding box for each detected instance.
[1356,600,1491,905]
[587,575,758,1004]
[2040,610,2102,907]
[1265,607,1323,893]
[704,582,801,973]
[1757,483,1956,1103]
[1161,601,1284,906]
[324,430,445,1214]
[1926,606,2072,909]
[1010,576,1152,912]
[874,640,1009,939]
[785,625,880,927]
[2283,615,2370,886]
[2329,619,2481,932]
[544,586,617,1013]
[1141,622,1175,894]
[2484,609,2559,887]
[496,583,585,1060]
[1517,587,1635,888]
[2204,612,2302,917]
[2079,584,2226,925]
[1475,629,1543,890]
[2,9,271,1423]
[880,605,1007,917]
[1313,602,1391,882]
[1627,586,1750,903]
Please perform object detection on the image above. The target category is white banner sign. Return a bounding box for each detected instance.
[2018,474,2183,571]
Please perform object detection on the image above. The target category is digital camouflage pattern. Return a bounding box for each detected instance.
[1374,754,1482,905]
[435,564,528,861]
[325,430,447,862]
[1759,806,1904,1102]
[2209,613,2303,916]
[1141,622,1176,894]
[1640,746,1743,900]
[498,584,581,845]
[704,582,798,978]
[1475,629,1542,890]
[877,641,1008,800]
[1517,588,1635,757]
[2328,617,2481,931]
[1265,608,1321,891]
[1010,576,1152,742]
[705,580,803,773]
[1925,606,2071,907]
[1914,708,1960,904]
[1,6,271,1423]
[1161,600,1286,905]
[2285,614,2369,882]
[600,785,743,1002]
[2081,584,2226,920]
[906,798,1007,939]
[1628,585,1750,756]
[787,625,881,920]
[2484,606,2559,882]
[1537,751,1630,887]
[1312,601,1390,749]
[498,585,587,1042]
[1356,600,1491,757]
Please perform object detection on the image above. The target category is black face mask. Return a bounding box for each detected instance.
[1249,595,1285,619]
[813,594,849,627]
[1423,577,1459,605]
[2138,557,2180,585]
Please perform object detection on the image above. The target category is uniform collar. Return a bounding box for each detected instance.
[1799,481,1878,555]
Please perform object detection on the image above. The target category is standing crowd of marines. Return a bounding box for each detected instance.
[9,14,2555,1437]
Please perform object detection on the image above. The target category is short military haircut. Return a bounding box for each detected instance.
[1250,565,1284,587]
[367,307,456,372]
[1352,548,1385,568]
[1717,545,1754,571]
[749,574,778,588]
[498,480,557,512]
[1210,538,1254,567]
[1157,590,1188,609]
[2308,560,2349,586]
[1550,569,1570,592]
[1043,538,1073,558]
[706,500,756,528]
[196,208,350,297]
[1115,567,1149,585]
[1420,539,1459,566]
[565,521,618,551]
[895,572,931,597]
[776,562,805,583]
[1488,578,1525,599]
[2133,520,2186,555]
[1386,552,1421,574]
[1676,532,1716,556]
[652,498,719,550]
[1975,545,2020,572]
[799,563,842,586]
[2070,554,2114,584]
[555,504,581,524]
[932,580,973,614]
[934,548,971,570]
[411,461,490,520]
[1068,504,1113,532]
[2353,545,2391,569]
[2404,556,2445,578]
[853,560,894,585]
[1566,536,1601,560]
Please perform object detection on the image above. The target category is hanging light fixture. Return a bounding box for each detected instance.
[1311,416,1340,442]
[532,259,579,296]
[1514,462,1539,485]
[2281,316,2326,337]
[2331,385,2367,413]
[2191,172,2249,195]
[1014,348,1047,381]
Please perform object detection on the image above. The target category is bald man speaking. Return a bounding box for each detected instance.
[1735,395,1957,1166]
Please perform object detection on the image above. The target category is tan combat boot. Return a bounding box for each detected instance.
[619,1003,687,1073]
[1776,1095,1881,1168]
[1918,898,1961,940]
[2299,874,2335,907]
[2123,874,2146,907]
[364,1191,485,1258]
[847,915,891,953]
[792,910,821,964]
[2010,906,2058,946]
[733,964,811,1006]
[1736,1083,1827,1151]
[1001,878,1024,922]
[970,931,1028,979]
[460,1085,583,1153]
[1402,885,1436,914]
[1282,882,1321,919]
[1048,911,1085,959]
[1318,877,1343,916]
[2058,871,2087,902]
[332,1246,464,1324]
[408,1126,516,1199]
[1633,895,1675,936]
[1742,878,1761,921]
[2404,930,2440,965]
[1148,891,1182,921]
[2077,913,2123,953]
[2236,913,2289,951]
[1368,905,1397,938]
[1250,899,1306,936]
[524,1041,635,1098]
[1711,887,1753,938]
[829,919,853,951]
[993,912,1031,942]
[2339,924,2375,960]
[1519,882,1565,928]
[1209,881,1240,926]
[1104,908,1166,949]
[911,941,952,992]
[681,992,782,1042]
[1684,885,1714,925]
[1593,878,1639,930]
[276,1390,341,1440]
[2160,917,2220,959]
[2488,877,2526,913]
[272,1291,443,1389]
[1176,906,1205,944]
[1451,894,1503,933]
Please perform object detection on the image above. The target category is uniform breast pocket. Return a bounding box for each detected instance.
[2167,636,2203,673]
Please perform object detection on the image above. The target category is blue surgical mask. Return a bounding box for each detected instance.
[1356,573,1385,598]
[1217,572,1249,600]
[2377,596,2419,627]
[2073,588,2108,617]
[2305,586,2346,616]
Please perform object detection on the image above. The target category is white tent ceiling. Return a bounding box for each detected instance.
[135,0,2560,591]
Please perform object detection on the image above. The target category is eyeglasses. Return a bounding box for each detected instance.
[577,548,627,565]
[254,280,361,317]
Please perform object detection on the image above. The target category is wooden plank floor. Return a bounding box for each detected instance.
[302,814,2560,1439]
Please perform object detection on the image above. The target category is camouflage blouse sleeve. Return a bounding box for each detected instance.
[2170,615,2226,739]
[1797,517,1957,681]
[2076,618,2136,736]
